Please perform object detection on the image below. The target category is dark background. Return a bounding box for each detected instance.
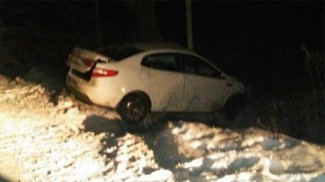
[0,0,324,93]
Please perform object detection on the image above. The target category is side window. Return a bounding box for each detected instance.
[142,54,179,72]
[181,54,222,78]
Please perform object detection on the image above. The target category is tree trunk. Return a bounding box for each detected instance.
[130,1,163,42]
[95,0,103,47]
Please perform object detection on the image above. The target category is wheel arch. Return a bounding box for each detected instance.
[222,92,248,120]
[226,92,247,103]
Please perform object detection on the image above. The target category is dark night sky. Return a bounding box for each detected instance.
[1,1,323,48]
[1,1,324,92]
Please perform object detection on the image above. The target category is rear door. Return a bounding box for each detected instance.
[140,53,184,111]
[179,54,227,111]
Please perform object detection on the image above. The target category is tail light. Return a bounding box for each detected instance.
[92,68,119,77]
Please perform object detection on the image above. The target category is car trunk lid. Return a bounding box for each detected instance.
[67,47,112,73]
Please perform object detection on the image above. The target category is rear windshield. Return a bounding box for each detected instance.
[96,46,143,61]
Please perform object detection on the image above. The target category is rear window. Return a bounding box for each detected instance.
[142,54,180,72]
[96,46,143,61]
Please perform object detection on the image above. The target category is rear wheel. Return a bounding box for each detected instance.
[117,93,151,130]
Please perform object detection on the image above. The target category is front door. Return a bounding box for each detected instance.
[179,54,227,111]
[140,53,184,111]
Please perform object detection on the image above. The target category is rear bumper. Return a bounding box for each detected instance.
[66,72,123,108]
[66,84,93,104]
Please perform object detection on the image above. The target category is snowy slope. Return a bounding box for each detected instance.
[0,74,324,182]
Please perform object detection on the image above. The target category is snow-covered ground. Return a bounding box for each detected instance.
[0,74,325,182]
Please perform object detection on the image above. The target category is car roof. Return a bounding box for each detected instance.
[101,42,188,51]
[97,43,196,60]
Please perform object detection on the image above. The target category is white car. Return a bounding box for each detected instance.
[66,43,247,128]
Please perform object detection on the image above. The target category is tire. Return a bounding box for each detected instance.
[222,93,247,120]
[117,93,151,129]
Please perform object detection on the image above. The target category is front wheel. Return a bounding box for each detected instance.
[117,93,151,130]
[221,94,247,120]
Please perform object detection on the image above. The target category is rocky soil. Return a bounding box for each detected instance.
[0,73,325,182]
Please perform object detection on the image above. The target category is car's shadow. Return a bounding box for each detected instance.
[153,112,253,130]
[81,112,253,172]
[82,115,128,160]
[82,115,126,136]
[81,111,252,136]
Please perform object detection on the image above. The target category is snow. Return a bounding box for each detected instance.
[0,74,325,182]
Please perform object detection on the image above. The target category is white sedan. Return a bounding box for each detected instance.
[66,43,247,128]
